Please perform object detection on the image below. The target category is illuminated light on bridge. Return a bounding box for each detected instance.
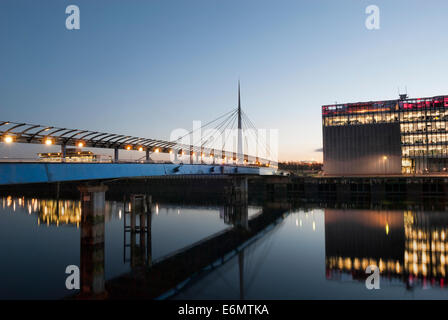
[3,135,13,144]
[44,138,53,145]
[138,146,144,152]
[77,141,84,148]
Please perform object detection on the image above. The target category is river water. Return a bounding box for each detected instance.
[1,193,448,300]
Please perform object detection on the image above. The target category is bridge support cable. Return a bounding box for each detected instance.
[241,111,273,164]
[221,116,238,157]
[173,108,237,145]
[195,109,238,151]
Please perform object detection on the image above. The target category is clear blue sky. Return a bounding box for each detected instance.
[1,0,448,161]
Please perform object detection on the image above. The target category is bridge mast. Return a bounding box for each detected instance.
[237,81,243,163]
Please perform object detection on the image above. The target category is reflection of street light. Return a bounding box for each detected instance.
[382,155,388,175]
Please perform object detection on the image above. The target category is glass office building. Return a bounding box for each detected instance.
[322,95,448,175]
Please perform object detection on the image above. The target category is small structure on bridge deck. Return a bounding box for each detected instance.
[38,148,109,162]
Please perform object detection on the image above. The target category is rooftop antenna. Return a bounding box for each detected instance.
[398,86,408,100]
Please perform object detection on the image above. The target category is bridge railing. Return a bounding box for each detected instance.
[0,157,277,169]
[0,120,276,168]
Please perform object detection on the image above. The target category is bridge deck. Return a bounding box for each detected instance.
[0,162,276,185]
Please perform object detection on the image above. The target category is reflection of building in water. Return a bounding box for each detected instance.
[325,209,448,289]
[37,199,82,226]
[325,210,404,280]
[0,196,122,227]
[404,211,448,283]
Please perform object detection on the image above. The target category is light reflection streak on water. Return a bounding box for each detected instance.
[0,195,262,229]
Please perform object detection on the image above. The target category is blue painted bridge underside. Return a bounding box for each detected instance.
[0,163,272,185]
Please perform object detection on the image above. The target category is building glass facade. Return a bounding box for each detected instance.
[322,95,448,174]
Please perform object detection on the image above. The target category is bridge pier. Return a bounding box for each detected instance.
[78,184,108,297]
[145,150,150,162]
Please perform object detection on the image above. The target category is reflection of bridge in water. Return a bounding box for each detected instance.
[1,184,279,300]
[6,190,448,297]
[325,208,448,290]
[63,177,290,299]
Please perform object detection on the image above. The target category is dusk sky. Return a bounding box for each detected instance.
[1,0,448,161]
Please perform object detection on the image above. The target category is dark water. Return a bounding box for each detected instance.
[175,209,448,300]
[1,194,448,300]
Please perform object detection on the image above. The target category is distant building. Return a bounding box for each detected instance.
[322,95,448,175]
[38,147,110,162]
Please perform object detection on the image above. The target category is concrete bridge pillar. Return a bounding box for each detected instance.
[78,184,108,297]
[145,150,150,162]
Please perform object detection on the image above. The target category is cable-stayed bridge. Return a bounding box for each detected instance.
[0,84,278,185]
